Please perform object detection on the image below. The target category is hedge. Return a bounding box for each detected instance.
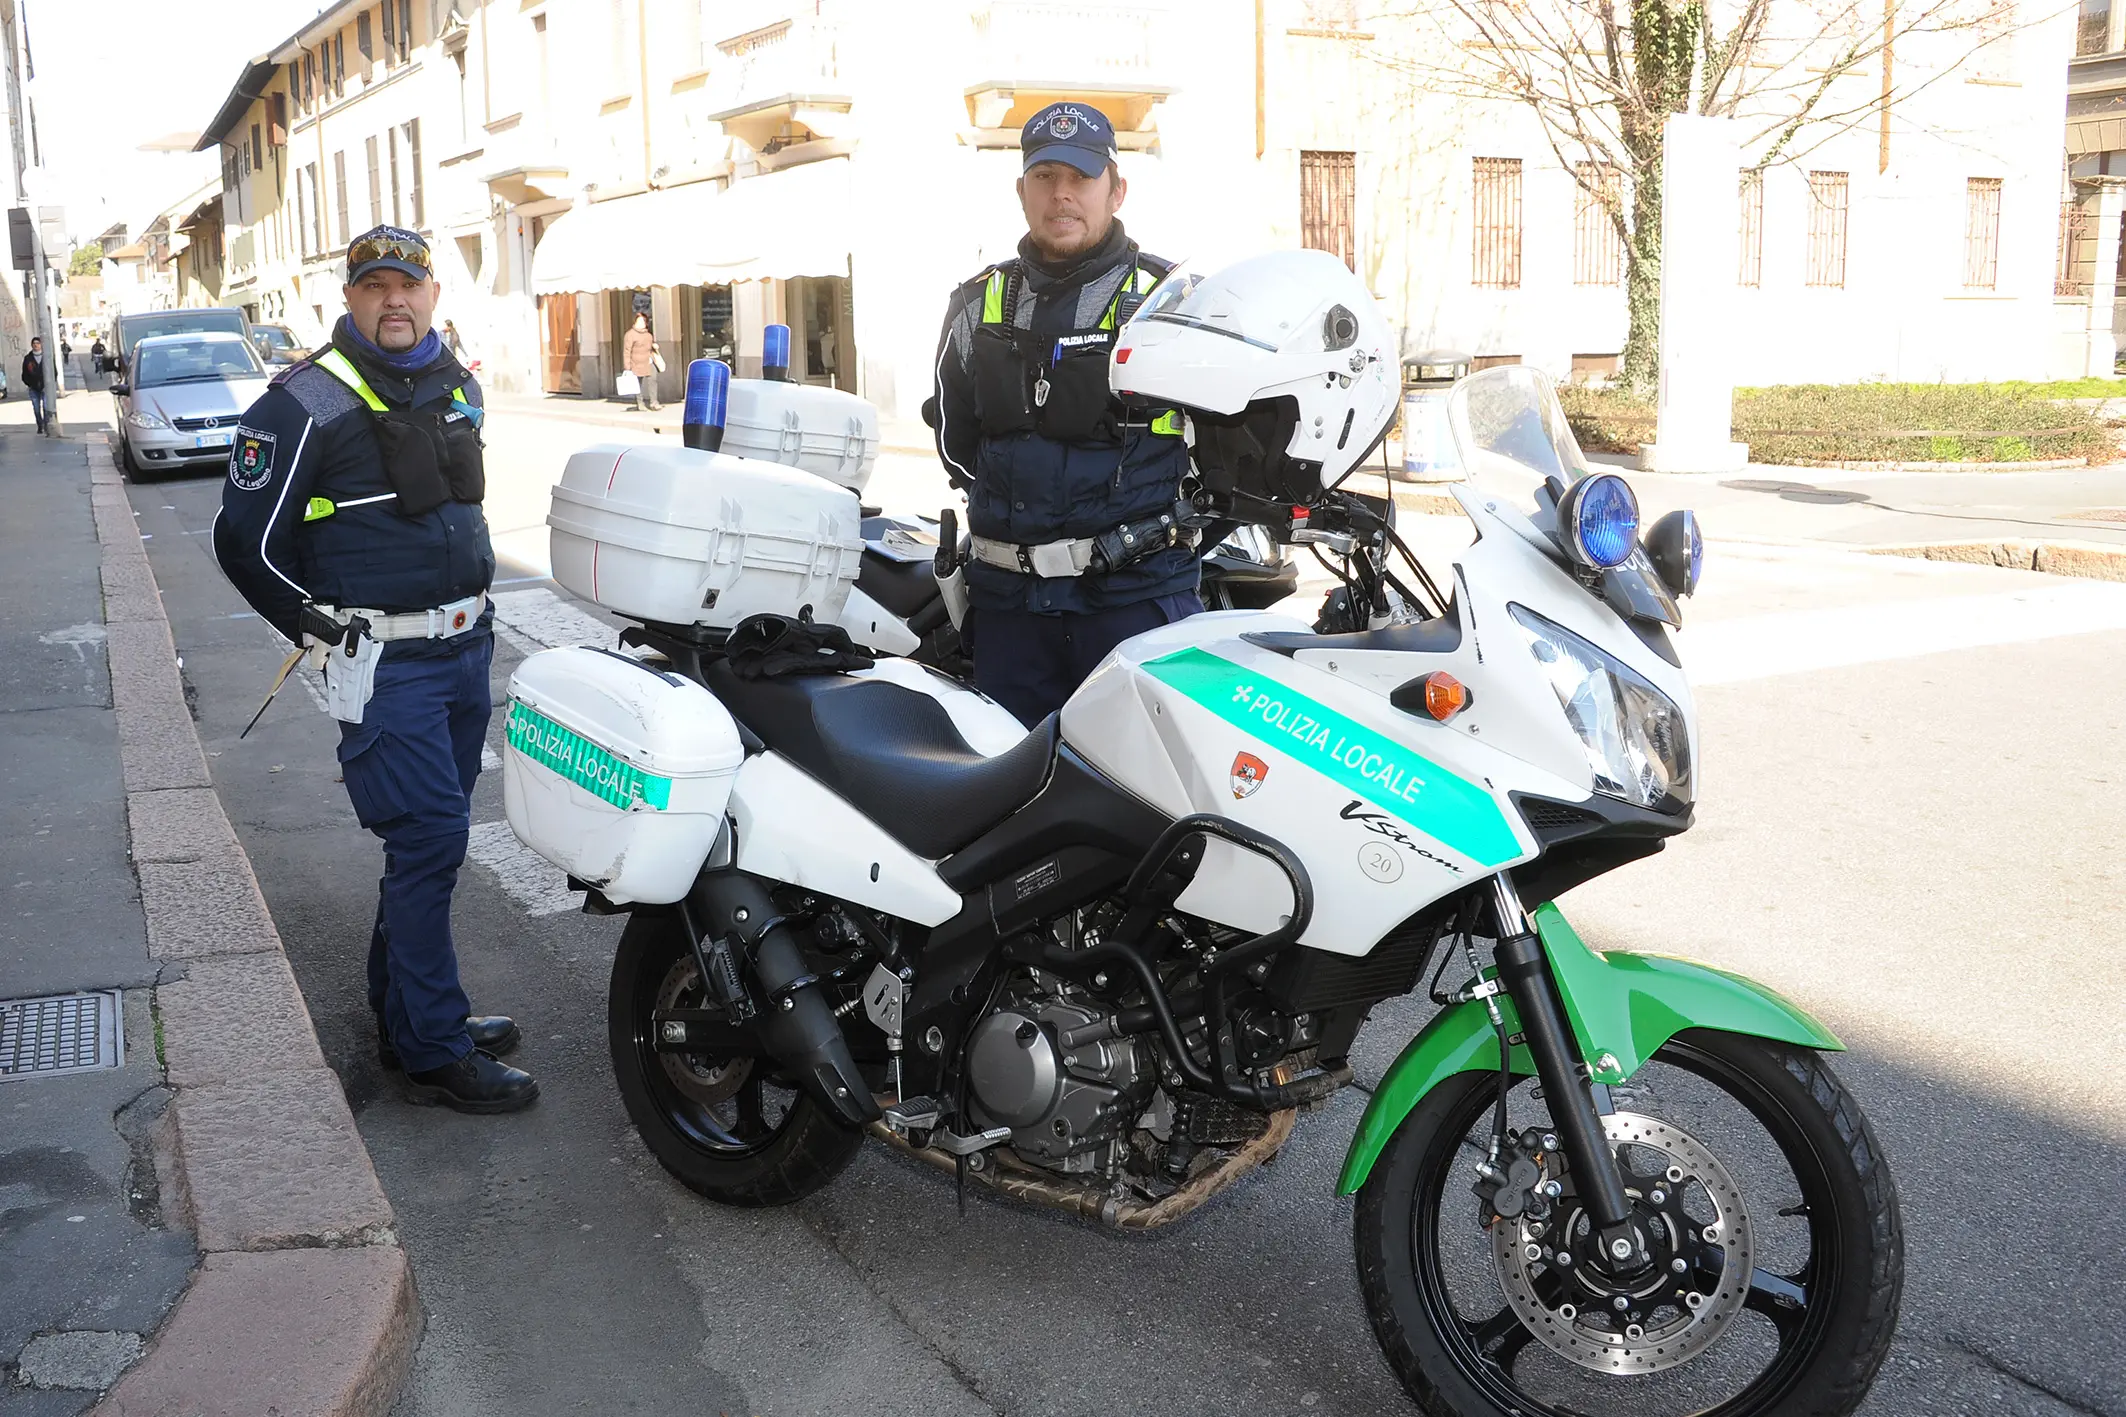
[1557,382,2119,465]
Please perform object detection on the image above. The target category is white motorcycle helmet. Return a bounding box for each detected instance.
[1110,249,1397,503]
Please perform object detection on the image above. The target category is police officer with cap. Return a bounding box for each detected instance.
[926,101,1198,726]
[214,225,536,1114]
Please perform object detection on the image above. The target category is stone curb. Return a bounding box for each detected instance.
[1761,457,2089,473]
[76,438,421,1416]
[1861,538,2126,583]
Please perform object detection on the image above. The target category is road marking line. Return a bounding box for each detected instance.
[466,821,581,916]
[1685,579,2126,685]
[490,587,617,650]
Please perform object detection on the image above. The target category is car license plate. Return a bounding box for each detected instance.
[195,432,232,449]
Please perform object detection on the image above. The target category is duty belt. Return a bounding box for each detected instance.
[969,504,1198,580]
[303,592,488,644]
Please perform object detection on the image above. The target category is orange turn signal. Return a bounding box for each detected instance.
[1421,672,1469,722]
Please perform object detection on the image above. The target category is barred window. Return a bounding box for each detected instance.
[1300,151,1357,270]
[1472,157,1523,289]
[2057,201,2094,297]
[1963,178,2002,290]
[1806,171,1849,288]
[1572,163,1623,286]
[1738,170,1764,287]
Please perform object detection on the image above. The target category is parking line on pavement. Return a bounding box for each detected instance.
[465,821,582,916]
[1685,579,2126,685]
[489,588,617,653]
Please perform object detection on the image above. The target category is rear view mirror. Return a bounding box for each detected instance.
[110,382,130,397]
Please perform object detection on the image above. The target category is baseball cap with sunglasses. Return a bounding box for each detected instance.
[346,225,433,283]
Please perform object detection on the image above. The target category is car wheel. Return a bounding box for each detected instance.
[118,434,151,482]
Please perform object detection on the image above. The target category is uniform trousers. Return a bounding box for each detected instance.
[335,629,493,1072]
[969,590,1200,727]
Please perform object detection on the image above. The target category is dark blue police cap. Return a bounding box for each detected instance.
[346,225,434,284]
[1021,102,1119,178]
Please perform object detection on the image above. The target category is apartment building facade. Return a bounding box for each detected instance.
[189,0,2088,414]
[196,0,444,349]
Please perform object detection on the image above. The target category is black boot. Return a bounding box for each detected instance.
[377,1014,521,1071]
[404,1050,540,1114]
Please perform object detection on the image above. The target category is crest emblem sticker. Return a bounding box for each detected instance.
[1048,110,1080,139]
[229,427,276,491]
[1230,751,1268,800]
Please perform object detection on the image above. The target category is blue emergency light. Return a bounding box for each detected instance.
[682,358,731,452]
[762,324,791,383]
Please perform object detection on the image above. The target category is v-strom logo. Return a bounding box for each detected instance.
[1339,801,1465,875]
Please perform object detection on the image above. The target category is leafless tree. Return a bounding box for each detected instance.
[1368,0,2029,392]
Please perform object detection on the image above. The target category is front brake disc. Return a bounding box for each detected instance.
[1490,1111,1755,1374]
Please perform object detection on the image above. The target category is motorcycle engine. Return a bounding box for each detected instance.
[964,972,1154,1175]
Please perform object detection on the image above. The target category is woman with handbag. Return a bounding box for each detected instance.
[620,312,662,412]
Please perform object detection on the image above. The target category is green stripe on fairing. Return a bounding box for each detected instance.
[506,700,672,812]
[1142,646,1522,868]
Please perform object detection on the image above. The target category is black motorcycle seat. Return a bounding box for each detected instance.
[703,662,1058,860]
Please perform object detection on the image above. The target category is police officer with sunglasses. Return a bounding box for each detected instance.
[925,102,1199,727]
[214,225,537,1114]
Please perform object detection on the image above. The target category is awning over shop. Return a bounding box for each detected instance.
[529,182,722,295]
[692,158,855,284]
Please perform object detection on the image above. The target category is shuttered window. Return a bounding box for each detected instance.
[1472,158,1523,288]
[1805,171,1848,288]
[1964,178,2002,290]
[1572,163,1623,286]
[1300,151,1357,271]
[1738,170,1764,287]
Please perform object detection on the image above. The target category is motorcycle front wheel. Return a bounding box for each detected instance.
[1355,1029,1902,1417]
[608,911,863,1207]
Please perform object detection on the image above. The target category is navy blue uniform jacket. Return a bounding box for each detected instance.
[212,353,494,657]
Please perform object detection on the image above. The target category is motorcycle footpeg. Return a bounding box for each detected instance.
[934,1124,1013,1157]
[882,1096,943,1135]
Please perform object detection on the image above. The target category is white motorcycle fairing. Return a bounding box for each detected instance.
[1059,495,1694,958]
[725,752,963,927]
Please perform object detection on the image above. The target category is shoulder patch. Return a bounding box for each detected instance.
[274,361,366,424]
[229,427,277,490]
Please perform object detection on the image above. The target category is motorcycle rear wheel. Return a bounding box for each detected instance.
[1354,1029,1901,1417]
[608,911,863,1207]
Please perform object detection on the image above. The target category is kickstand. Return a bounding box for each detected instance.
[956,1152,968,1217]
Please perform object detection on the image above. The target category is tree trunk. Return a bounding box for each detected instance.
[1621,158,1663,399]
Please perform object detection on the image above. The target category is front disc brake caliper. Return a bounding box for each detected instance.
[1473,1128,1556,1228]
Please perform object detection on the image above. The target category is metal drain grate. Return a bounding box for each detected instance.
[0,991,124,1080]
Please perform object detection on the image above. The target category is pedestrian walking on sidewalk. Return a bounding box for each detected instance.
[22,337,50,435]
[90,338,107,380]
[622,313,662,412]
[212,223,537,1115]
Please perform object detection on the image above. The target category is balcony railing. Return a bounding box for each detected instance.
[703,15,848,118]
[968,1,1177,92]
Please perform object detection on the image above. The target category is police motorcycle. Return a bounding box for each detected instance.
[504,251,1901,1417]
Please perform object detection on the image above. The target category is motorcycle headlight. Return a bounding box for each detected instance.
[1510,605,1692,811]
[126,410,168,430]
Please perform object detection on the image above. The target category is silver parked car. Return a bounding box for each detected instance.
[112,332,271,481]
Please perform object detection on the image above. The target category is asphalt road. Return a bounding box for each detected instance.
[129,426,2124,1417]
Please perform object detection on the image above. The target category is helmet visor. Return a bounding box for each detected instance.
[1127,259,1287,353]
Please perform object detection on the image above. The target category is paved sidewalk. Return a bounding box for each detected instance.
[2,394,420,1414]
[0,418,192,1413]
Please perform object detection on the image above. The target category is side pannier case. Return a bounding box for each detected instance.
[501,645,745,905]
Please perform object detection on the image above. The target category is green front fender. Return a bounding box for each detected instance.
[1334,902,1842,1196]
